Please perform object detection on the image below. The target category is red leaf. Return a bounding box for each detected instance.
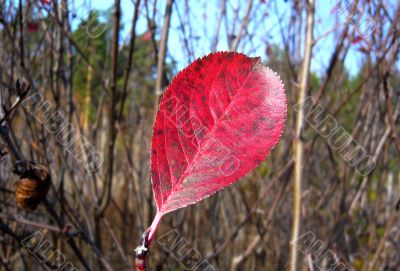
[141,31,152,41]
[148,52,287,241]
[352,36,364,45]
[27,22,39,33]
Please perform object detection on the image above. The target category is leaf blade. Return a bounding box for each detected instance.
[151,52,287,216]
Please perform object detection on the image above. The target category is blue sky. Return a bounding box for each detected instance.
[36,0,400,77]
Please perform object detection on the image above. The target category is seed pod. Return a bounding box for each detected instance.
[14,163,50,211]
